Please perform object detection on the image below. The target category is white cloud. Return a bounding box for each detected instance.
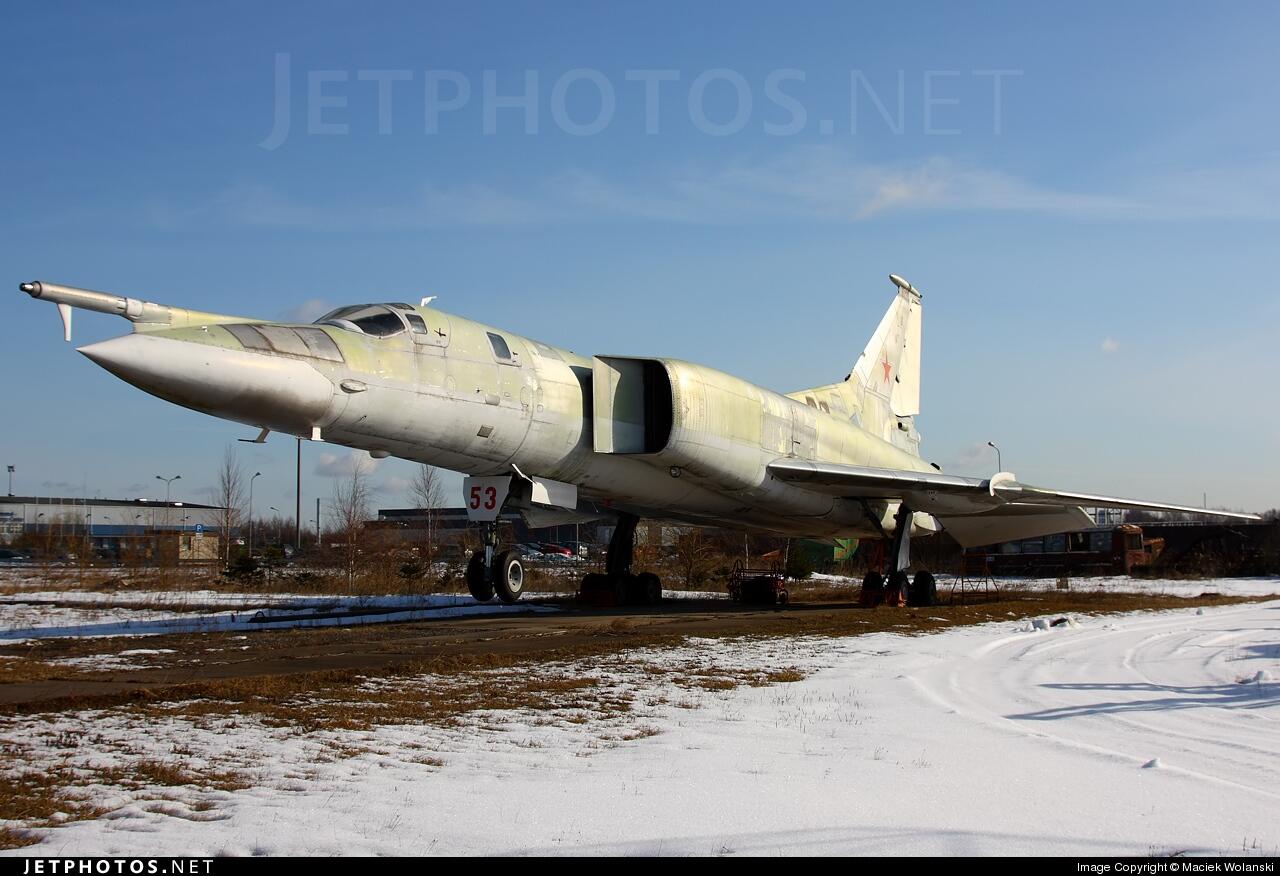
[1101,337,1120,353]
[158,147,1280,232]
[282,298,333,323]
[378,476,412,498]
[939,442,1001,474]
[314,451,380,478]
[207,181,551,232]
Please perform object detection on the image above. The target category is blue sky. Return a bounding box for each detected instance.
[1,0,1277,518]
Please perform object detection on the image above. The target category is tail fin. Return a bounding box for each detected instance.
[853,274,921,418]
[788,274,923,454]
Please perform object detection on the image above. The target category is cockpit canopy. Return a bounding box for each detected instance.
[316,303,427,338]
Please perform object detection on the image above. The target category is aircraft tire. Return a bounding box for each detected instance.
[909,570,937,607]
[859,571,884,607]
[637,572,662,604]
[493,550,525,604]
[579,572,609,594]
[466,552,494,602]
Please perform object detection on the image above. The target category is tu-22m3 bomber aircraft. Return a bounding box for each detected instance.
[18,276,1257,603]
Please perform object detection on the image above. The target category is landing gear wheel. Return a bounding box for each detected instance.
[909,570,937,607]
[637,572,662,605]
[859,570,885,607]
[493,549,524,604]
[579,572,610,600]
[466,552,494,602]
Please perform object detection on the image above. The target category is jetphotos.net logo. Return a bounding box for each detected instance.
[20,860,214,875]
[259,53,1022,149]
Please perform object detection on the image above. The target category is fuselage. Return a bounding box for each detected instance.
[77,299,936,539]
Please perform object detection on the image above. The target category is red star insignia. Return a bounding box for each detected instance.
[881,355,892,384]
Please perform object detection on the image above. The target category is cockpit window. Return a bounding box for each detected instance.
[487,332,512,361]
[315,305,362,324]
[351,309,406,337]
[316,304,406,338]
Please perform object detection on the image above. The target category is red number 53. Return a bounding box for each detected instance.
[469,485,498,510]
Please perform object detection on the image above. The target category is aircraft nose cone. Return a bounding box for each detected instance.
[78,333,337,432]
[78,335,147,375]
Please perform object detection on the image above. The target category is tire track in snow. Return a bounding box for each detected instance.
[908,601,1280,800]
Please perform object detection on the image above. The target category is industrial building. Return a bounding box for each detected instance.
[0,495,225,563]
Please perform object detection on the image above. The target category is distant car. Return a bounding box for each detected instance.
[515,544,544,559]
[539,543,573,557]
[0,548,31,563]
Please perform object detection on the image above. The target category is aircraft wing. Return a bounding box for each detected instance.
[767,459,1259,547]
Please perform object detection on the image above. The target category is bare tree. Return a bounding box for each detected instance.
[331,455,373,588]
[410,464,445,565]
[216,446,245,565]
[672,527,716,589]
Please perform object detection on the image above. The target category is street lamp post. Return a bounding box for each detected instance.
[987,441,1003,473]
[155,475,181,530]
[248,472,262,555]
[295,437,302,553]
[6,465,13,497]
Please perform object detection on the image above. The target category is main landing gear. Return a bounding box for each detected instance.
[466,522,525,604]
[859,503,937,608]
[578,512,663,606]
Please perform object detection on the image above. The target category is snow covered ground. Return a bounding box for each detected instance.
[0,592,557,641]
[808,572,1280,598]
[3,598,1276,856]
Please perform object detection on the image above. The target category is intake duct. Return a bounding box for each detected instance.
[591,356,673,453]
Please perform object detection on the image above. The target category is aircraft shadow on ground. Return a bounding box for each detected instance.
[510,823,1205,857]
[1237,642,1280,660]
[1008,680,1277,721]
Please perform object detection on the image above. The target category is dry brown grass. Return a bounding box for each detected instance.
[0,765,111,829]
[170,671,616,734]
[0,742,252,848]
[0,658,67,685]
[116,759,251,792]
[0,825,40,849]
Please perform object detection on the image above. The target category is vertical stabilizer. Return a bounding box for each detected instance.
[787,274,924,455]
[851,274,921,418]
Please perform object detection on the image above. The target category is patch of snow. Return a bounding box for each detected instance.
[0,593,559,641]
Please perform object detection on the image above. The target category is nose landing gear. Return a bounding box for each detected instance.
[466,525,525,604]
